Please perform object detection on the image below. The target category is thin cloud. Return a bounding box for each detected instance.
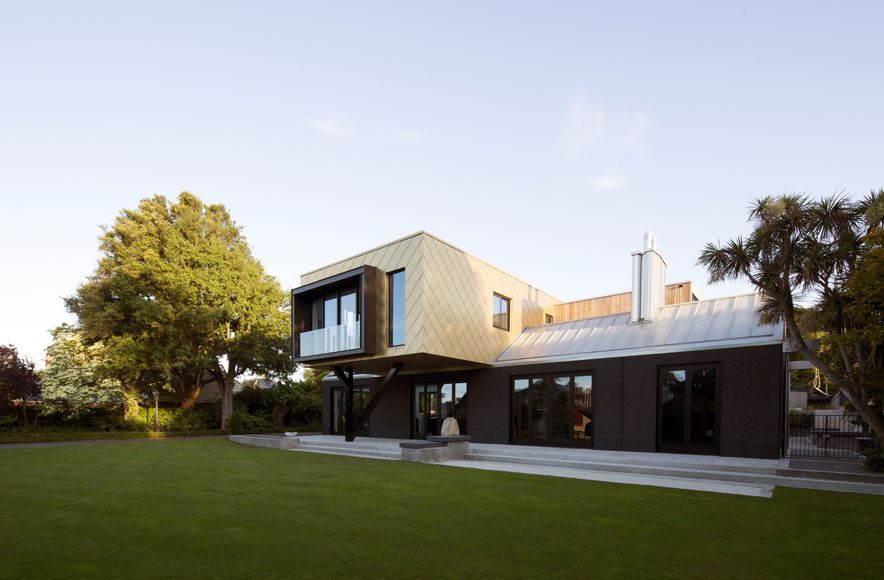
[307,119,426,143]
[374,130,427,143]
[588,171,629,191]
[564,91,649,191]
[565,92,604,155]
[622,113,649,153]
[308,119,354,138]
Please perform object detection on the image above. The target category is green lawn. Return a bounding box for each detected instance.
[1,440,882,579]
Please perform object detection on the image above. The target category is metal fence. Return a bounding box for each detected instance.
[788,411,879,459]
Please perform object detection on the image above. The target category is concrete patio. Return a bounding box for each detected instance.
[230,433,884,498]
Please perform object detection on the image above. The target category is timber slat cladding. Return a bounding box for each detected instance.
[554,282,695,322]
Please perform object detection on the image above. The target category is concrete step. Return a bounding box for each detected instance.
[292,443,400,461]
[466,447,779,475]
[294,439,398,452]
[776,467,884,485]
[463,452,884,495]
[443,460,775,498]
[465,451,776,482]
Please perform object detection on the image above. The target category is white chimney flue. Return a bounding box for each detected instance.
[631,231,667,323]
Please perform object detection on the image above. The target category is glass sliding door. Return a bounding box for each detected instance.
[413,384,439,438]
[453,382,468,434]
[658,365,718,453]
[413,382,468,438]
[551,377,570,444]
[330,386,370,436]
[573,375,593,444]
[332,388,345,435]
[689,367,717,450]
[513,379,531,441]
[659,370,686,449]
[511,373,594,447]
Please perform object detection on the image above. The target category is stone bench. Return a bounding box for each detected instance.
[399,436,470,463]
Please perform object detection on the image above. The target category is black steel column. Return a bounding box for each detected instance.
[331,366,355,440]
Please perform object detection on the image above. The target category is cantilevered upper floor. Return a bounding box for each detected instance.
[292,231,560,373]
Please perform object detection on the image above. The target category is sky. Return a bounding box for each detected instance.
[1,1,882,366]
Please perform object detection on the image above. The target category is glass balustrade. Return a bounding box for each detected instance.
[299,322,361,357]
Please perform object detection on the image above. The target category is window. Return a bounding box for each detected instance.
[331,386,370,436]
[493,292,510,330]
[658,365,718,453]
[414,382,468,437]
[545,314,554,324]
[388,270,405,346]
[304,285,360,356]
[511,373,593,447]
[311,286,358,331]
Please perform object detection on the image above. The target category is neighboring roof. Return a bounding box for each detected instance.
[496,293,784,366]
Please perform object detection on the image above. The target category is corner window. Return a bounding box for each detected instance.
[493,292,510,331]
[388,269,405,346]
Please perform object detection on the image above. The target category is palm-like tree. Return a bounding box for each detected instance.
[698,190,884,445]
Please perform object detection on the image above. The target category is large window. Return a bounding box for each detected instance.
[493,292,511,331]
[388,270,405,346]
[331,386,370,436]
[302,286,360,356]
[512,373,593,447]
[310,287,358,331]
[658,365,718,453]
[413,382,468,438]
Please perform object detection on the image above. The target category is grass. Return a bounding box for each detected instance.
[1,439,882,579]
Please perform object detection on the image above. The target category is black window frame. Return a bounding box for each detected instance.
[492,292,511,331]
[310,285,360,331]
[510,371,594,447]
[411,380,469,439]
[388,269,406,347]
[656,363,721,454]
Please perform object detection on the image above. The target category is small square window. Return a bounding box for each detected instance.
[545,314,554,324]
[493,292,510,331]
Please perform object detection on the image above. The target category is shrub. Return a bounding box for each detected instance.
[788,408,814,429]
[227,410,274,434]
[37,403,125,431]
[862,447,884,472]
[127,407,221,432]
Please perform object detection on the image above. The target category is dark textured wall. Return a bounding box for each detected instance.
[320,344,784,459]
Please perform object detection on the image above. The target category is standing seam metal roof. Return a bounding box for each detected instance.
[495,293,784,365]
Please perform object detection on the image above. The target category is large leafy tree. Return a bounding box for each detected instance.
[41,325,125,409]
[698,191,884,444]
[67,192,292,427]
[0,344,40,426]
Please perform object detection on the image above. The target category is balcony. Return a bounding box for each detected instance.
[298,322,362,358]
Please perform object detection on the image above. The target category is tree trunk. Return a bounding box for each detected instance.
[846,387,884,446]
[173,370,203,409]
[180,379,203,409]
[783,308,884,445]
[122,389,139,422]
[220,376,235,429]
[271,403,288,429]
[20,401,29,429]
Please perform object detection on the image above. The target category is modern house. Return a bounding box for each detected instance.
[291,231,786,459]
